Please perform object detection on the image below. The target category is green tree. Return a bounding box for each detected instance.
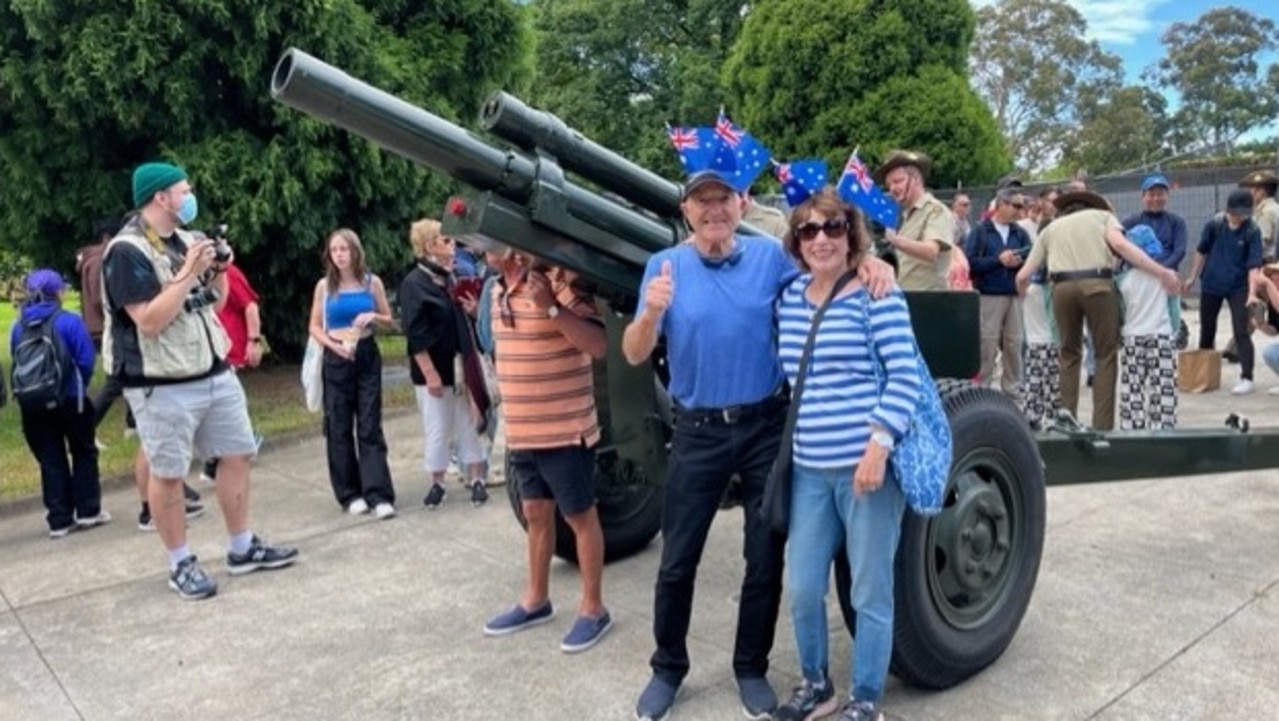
[723,0,1006,186]
[528,0,748,176]
[1060,86,1172,175]
[0,0,531,356]
[969,0,1122,172]
[1147,6,1279,152]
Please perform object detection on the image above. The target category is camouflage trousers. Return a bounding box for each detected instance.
[1022,343,1062,430]
[1119,334,1178,431]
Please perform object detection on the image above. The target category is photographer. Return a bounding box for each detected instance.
[964,188,1033,402]
[102,162,297,601]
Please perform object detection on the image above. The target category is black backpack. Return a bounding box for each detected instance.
[10,311,77,411]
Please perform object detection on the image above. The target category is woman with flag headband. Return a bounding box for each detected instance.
[766,160,923,721]
[630,120,896,721]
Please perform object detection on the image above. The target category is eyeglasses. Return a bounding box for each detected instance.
[795,220,850,242]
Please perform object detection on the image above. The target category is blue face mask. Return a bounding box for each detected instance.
[176,193,199,226]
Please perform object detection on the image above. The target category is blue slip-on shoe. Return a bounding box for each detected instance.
[737,675,779,720]
[483,601,554,636]
[635,675,680,721]
[560,611,613,653]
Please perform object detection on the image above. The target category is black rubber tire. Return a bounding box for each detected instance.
[505,453,664,564]
[886,383,1046,690]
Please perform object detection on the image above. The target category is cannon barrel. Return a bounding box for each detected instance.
[481,91,684,219]
[270,48,683,300]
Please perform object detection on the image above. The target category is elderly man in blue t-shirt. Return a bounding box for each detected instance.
[623,168,892,721]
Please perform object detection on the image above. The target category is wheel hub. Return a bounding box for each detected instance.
[929,464,1017,627]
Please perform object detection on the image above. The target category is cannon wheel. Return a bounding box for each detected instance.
[835,380,1046,689]
[505,452,664,564]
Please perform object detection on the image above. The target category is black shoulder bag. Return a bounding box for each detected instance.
[761,269,856,535]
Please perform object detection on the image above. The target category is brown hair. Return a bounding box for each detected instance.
[784,187,872,272]
[324,227,369,294]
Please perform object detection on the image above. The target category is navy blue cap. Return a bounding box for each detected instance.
[682,169,738,199]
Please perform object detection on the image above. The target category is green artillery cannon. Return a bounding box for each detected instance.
[270,48,1279,691]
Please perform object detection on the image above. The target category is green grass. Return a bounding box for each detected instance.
[1,298,413,501]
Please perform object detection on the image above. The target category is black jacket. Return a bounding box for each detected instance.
[965,219,1033,296]
[397,263,462,387]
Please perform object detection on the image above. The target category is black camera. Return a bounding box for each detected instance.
[211,223,232,264]
[184,285,220,313]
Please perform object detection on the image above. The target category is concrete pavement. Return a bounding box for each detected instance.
[3,332,1279,720]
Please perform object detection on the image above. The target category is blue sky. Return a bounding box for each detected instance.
[971,0,1278,85]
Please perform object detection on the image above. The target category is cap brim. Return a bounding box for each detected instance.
[682,170,737,199]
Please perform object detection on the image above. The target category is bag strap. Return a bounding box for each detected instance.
[779,269,856,454]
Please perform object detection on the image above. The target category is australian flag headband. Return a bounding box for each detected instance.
[667,111,772,193]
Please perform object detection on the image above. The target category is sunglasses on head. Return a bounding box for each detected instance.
[795,219,850,242]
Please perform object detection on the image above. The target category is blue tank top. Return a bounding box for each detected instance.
[325,282,376,330]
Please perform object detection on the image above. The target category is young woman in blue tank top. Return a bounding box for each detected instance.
[306,228,398,518]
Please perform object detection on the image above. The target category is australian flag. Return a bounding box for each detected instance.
[668,125,738,176]
[776,160,828,207]
[837,151,899,228]
[715,111,771,192]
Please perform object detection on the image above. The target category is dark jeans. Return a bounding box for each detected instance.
[92,372,135,430]
[21,399,102,530]
[650,399,787,684]
[1200,289,1253,380]
[322,338,395,506]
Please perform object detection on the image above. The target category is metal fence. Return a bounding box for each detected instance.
[934,164,1279,274]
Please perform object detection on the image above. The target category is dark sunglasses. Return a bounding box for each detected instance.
[795,220,850,242]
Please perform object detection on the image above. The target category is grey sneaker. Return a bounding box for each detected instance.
[226,536,299,576]
[635,675,680,721]
[838,699,883,721]
[775,677,837,721]
[423,483,446,510]
[169,556,217,600]
[737,676,778,720]
[75,510,112,530]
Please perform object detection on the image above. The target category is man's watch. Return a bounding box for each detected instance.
[546,304,561,320]
[870,430,895,451]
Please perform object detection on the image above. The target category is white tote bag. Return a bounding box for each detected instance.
[301,338,324,413]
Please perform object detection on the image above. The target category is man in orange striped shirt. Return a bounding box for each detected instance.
[481,251,614,653]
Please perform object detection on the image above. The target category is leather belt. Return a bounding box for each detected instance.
[1049,268,1113,283]
[676,392,787,425]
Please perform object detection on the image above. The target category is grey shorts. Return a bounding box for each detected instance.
[124,370,257,480]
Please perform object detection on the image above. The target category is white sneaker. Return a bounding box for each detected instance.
[1232,379,1255,395]
[1267,385,1279,395]
[75,511,112,529]
[95,437,108,451]
[373,502,396,520]
[346,498,370,515]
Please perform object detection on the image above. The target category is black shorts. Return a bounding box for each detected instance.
[508,445,596,517]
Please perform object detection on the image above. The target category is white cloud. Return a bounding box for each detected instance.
[969,0,1170,45]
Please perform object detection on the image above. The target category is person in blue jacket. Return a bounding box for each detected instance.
[9,269,110,537]
[964,188,1034,402]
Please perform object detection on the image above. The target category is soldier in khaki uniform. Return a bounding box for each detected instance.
[1015,190,1180,431]
[1240,170,1279,261]
[875,150,955,291]
[742,194,790,240]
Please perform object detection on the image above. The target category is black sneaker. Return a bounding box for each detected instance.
[423,483,447,510]
[169,555,218,600]
[183,482,202,503]
[138,507,154,532]
[775,678,838,721]
[226,536,299,576]
[470,480,489,507]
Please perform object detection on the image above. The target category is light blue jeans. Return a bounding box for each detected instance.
[1262,343,1279,380]
[786,462,906,703]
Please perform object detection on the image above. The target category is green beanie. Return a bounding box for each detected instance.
[132,162,188,207]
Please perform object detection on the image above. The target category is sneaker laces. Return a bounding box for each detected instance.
[783,679,826,710]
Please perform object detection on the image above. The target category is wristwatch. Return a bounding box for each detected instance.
[546,304,561,319]
[870,430,895,451]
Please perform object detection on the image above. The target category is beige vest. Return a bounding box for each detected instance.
[102,225,229,380]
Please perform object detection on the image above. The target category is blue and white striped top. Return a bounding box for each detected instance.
[777,276,924,469]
